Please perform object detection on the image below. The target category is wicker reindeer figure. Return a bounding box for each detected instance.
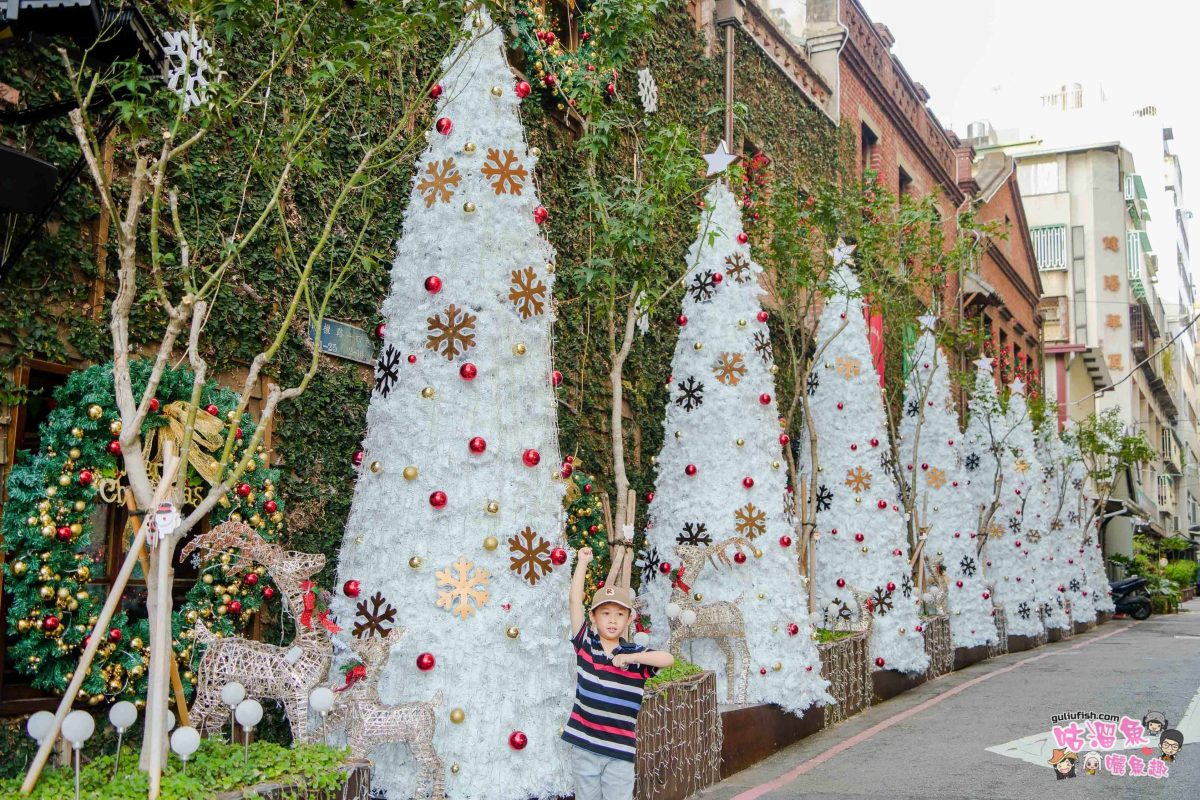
[330,627,445,799]
[666,536,754,703]
[183,522,334,743]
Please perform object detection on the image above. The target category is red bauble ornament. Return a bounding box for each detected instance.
[236,427,243,439]
[588,525,599,535]
[837,402,844,410]
[430,491,448,509]
[405,354,416,365]
[779,433,790,446]
[109,628,122,642]
[875,657,886,667]
[550,548,568,566]
[787,623,800,636]
[734,551,747,564]
[56,526,72,541]
[515,80,532,98]
[645,491,655,503]
[43,615,60,631]
[915,624,923,633]
[435,117,453,135]
[742,477,754,489]
[581,30,590,40]
[108,440,122,455]
[779,535,792,547]
[425,275,443,293]
[343,580,361,598]
[522,449,541,467]
[757,310,769,322]
[737,232,749,244]
[509,731,528,750]
[543,31,556,45]
[877,500,888,509]
[887,582,896,592]
[149,398,160,413]
[456,362,478,382]
[561,464,574,479]
[244,573,259,587]
[206,404,219,416]
[1014,541,1022,548]
[850,443,858,452]
[551,370,563,387]
[836,578,846,588]
[605,82,616,97]
[712,272,723,285]
[758,393,771,405]
[583,483,593,494]
[430,84,443,99]
[353,450,365,468]
[893,548,902,556]
[227,600,243,615]
[417,652,436,671]
[1058,585,1066,593]
[855,533,864,542]
[375,323,386,339]
[660,562,672,575]
[469,437,487,454]
[760,667,767,675]
[955,580,964,588]
[677,314,688,326]
[533,206,549,225]
[264,500,278,514]
[544,74,557,88]
[685,464,697,476]
[78,469,93,486]
[867,437,880,446]
[236,483,251,498]
[263,586,275,600]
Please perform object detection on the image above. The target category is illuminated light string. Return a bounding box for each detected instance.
[1068,310,1200,407]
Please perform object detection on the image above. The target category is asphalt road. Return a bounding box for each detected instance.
[698,598,1200,800]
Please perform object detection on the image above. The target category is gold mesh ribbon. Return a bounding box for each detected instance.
[145,401,226,487]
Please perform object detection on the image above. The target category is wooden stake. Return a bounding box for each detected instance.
[21,445,181,795]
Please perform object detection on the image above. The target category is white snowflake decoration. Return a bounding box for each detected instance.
[637,67,658,114]
[162,26,214,112]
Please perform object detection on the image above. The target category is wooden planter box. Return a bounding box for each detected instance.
[214,759,371,800]
[818,631,871,728]
[922,615,954,680]
[635,671,722,800]
[1182,587,1196,602]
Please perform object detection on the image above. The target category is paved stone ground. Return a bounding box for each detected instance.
[698,599,1200,799]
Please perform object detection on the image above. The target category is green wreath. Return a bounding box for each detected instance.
[2,359,285,705]
[510,0,661,115]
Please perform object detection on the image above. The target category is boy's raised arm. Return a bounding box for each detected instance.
[570,547,593,634]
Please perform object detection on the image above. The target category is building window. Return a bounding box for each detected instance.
[898,166,913,197]
[1017,160,1059,196]
[1030,225,1067,270]
[860,122,879,177]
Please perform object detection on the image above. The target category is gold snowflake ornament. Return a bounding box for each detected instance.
[417,157,461,207]
[734,502,766,539]
[713,352,747,386]
[925,467,946,489]
[1014,458,1031,474]
[844,465,872,493]
[482,148,527,195]
[509,527,553,586]
[426,304,477,360]
[724,253,752,284]
[508,266,547,319]
[836,356,862,379]
[436,557,491,620]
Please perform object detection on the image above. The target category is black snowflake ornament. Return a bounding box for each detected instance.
[1007,515,1022,534]
[1069,578,1081,593]
[959,556,977,577]
[815,484,833,512]
[806,372,820,396]
[675,377,705,412]
[374,344,402,397]
[638,547,662,584]
[901,574,913,598]
[687,270,719,303]
[677,522,712,546]
[1017,602,1031,620]
[905,398,920,418]
[871,586,895,616]
[964,452,980,472]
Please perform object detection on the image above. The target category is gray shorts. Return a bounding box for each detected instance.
[569,744,635,800]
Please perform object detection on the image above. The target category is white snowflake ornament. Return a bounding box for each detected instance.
[161,26,214,112]
[637,67,658,114]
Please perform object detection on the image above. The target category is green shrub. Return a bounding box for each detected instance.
[1164,560,1198,587]
[645,659,705,690]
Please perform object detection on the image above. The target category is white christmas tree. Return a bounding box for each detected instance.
[981,381,1046,638]
[898,320,996,648]
[642,181,827,713]
[807,254,928,674]
[333,12,571,798]
[1041,429,1094,625]
[1031,422,1070,631]
[1077,446,1116,614]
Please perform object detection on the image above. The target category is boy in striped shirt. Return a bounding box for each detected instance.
[563,547,674,800]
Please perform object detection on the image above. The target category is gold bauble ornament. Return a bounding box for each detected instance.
[244,458,257,472]
[183,671,196,682]
[693,342,703,351]
[861,546,869,553]
[17,619,30,633]
[41,524,55,538]
[250,514,263,527]
[57,587,70,600]
[74,500,86,512]
[464,201,477,213]
[202,574,214,584]
[230,512,242,522]
[422,386,436,399]
[45,486,57,497]
[738,319,747,328]
[77,565,90,581]
[771,365,780,374]
[68,448,81,460]
[506,626,520,639]
[693,593,703,602]
[87,405,103,420]
[483,535,499,551]
[39,585,54,600]
[450,708,465,724]
[513,343,527,356]
[409,556,423,569]
[674,431,683,439]
[70,523,82,535]
[450,763,461,775]
[758,592,766,600]
[58,474,71,487]
[217,604,228,615]
[736,438,745,447]
[753,549,763,558]
[486,501,500,515]
[131,665,144,678]
[270,512,283,524]
[88,695,102,706]
[772,461,781,470]
[898,628,906,635]
[71,427,84,438]
[75,591,89,602]
[186,610,198,623]
[464,142,477,153]
[109,420,122,435]
[12,561,27,576]
[490,86,503,97]
[403,466,418,481]
[773,662,783,672]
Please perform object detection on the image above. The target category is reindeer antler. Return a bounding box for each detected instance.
[180,520,276,570]
[708,536,756,568]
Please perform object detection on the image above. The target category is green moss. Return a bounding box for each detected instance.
[645,658,704,690]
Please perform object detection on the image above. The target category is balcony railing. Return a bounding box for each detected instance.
[1031,225,1067,271]
[1128,231,1148,300]
[1130,304,1151,361]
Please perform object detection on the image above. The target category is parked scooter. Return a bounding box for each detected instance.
[1109,576,1153,620]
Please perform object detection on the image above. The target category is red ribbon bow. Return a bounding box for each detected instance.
[335,663,367,693]
[672,566,690,594]
[299,580,341,633]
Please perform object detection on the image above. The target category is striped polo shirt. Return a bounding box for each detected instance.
[562,622,657,762]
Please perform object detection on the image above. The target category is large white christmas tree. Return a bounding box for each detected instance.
[979,380,1046,638]
[1040,428,1095,626]
[808,253,927,674]
[642,181,827,713]
[333,13,571,798]
[898,320,996,648]
[1031,423,1071,631]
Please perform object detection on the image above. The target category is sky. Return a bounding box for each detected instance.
[853,0,1200,184]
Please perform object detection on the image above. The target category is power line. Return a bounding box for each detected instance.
[1070,309,1200,406]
